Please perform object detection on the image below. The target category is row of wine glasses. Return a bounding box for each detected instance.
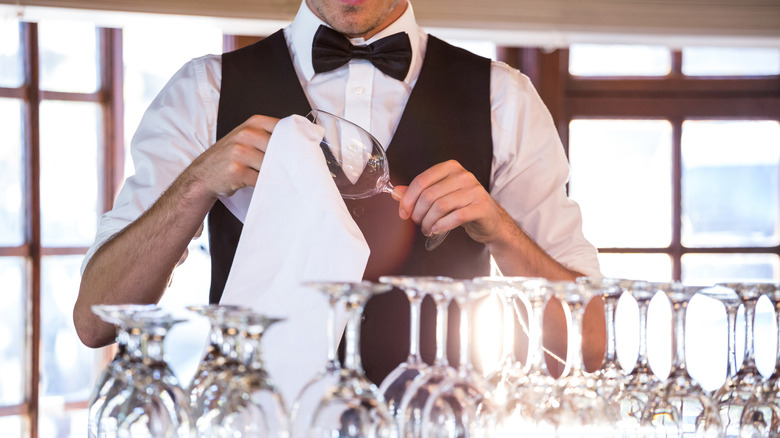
[87,277,780,437]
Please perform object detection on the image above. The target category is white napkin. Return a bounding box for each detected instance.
[218,114,370,408]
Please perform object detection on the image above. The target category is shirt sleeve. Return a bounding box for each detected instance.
[80,54,222,274]
[489,61,601,278]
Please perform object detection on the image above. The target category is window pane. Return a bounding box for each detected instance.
[569,119,673,247]
[0,98,24,246]
[40,409,88,438]
[683,47,780,76]
[0,257,25,406]
[597,253,672,282]
[123,23,223,178]
[682,120,780,247]
[41,256,104,401]
[38,20,98,93]
[39,100,100,247]
[569,44,671,76]
[0,20,23,88]
[445,39,497,60]
[0,415,23,438]
[681,253,780,284]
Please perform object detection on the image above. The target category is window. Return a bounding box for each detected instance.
[0,19,120,438]
[0,18,222,438]
[561,44,780,285]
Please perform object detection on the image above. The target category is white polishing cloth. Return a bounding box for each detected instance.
[219,114,369,408]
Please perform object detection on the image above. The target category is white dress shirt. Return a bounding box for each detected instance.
[82,1,601,278]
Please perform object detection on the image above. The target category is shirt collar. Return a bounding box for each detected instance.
[288,1,423,83]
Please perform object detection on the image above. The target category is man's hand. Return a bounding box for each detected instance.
[74,114,278,349]
[185,115,279,199]
[395,160,509,245]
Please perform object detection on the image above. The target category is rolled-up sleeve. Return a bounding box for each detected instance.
[489,61,601,278]
[81,54,222,274]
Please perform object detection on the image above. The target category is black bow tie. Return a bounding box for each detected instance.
[311,25,412,81]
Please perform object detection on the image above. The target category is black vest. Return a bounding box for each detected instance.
[209,29,493,384]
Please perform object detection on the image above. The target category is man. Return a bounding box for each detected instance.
[74,0,601,384]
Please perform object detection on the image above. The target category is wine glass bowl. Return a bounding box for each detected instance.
[306,109,450,250]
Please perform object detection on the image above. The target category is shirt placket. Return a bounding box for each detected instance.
[339,61,375,184]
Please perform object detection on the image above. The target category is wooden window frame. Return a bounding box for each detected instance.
[0,21,123,438]
[498,47,780,280]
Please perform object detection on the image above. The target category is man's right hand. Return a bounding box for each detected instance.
[184,115,279,200]
[74,115,278,349]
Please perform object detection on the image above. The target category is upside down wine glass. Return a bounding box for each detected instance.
[622,280,662,405]
[307,109,449,250]
[88,304,157,438]
[97,305,194,438]
[714,283,778,437]
[420,279,502,438]
[290,283,347,438]
[536,281,614,437]
[208,312,289,438]
[641,283,723,437]
[304,281,398,438]
[744,283,780,437]
[377,276,432,419]
[473,276,535,407]
[397,277,460,438]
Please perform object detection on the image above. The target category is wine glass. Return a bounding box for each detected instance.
[198,312,289,438]
[621,280,662,403]
[577,277,626,399]
[307,109,449,250]
[396,277,461,437]
[186,304,250,410]
[535,281,615,437]
[714,283,778,437]
[641,282,723,437]
[87,304,157,438]
[740,283,780,438]
[420,279,502,438]
[472,276,536,407]
[289,283,347,438]
[376,276,433,419]
[502,278,556,434]
[187,305,251,429]
[303,281,397,438]
[102,306,195,437]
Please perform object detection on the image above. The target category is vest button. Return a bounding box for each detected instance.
[352,205,365,217]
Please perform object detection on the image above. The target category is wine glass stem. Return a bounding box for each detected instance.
[726,306,739,377]
[670,300,689,377]
[526,299,546,374]
[409,296,423,364]
[604,296,618,366]
[636,299,652,371]
[243,334,264,369]
[567,303,586,378]
[742,298,758,371]
[500,293,516,367]
[144,334,166,363]
[434,296,450,368]
[774,301,780,378]
[458,299,474,374]
[344,301,365,373]
[127,328,144,362]
[326,297,341,369]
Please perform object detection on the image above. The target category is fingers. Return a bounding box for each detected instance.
[398,160,487,236]
[189,115,278,198]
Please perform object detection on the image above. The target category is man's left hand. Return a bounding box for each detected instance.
[395,160,514,245]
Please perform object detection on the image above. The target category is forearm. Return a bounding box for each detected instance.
[485,206,582,281]
[74,170,216,348]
